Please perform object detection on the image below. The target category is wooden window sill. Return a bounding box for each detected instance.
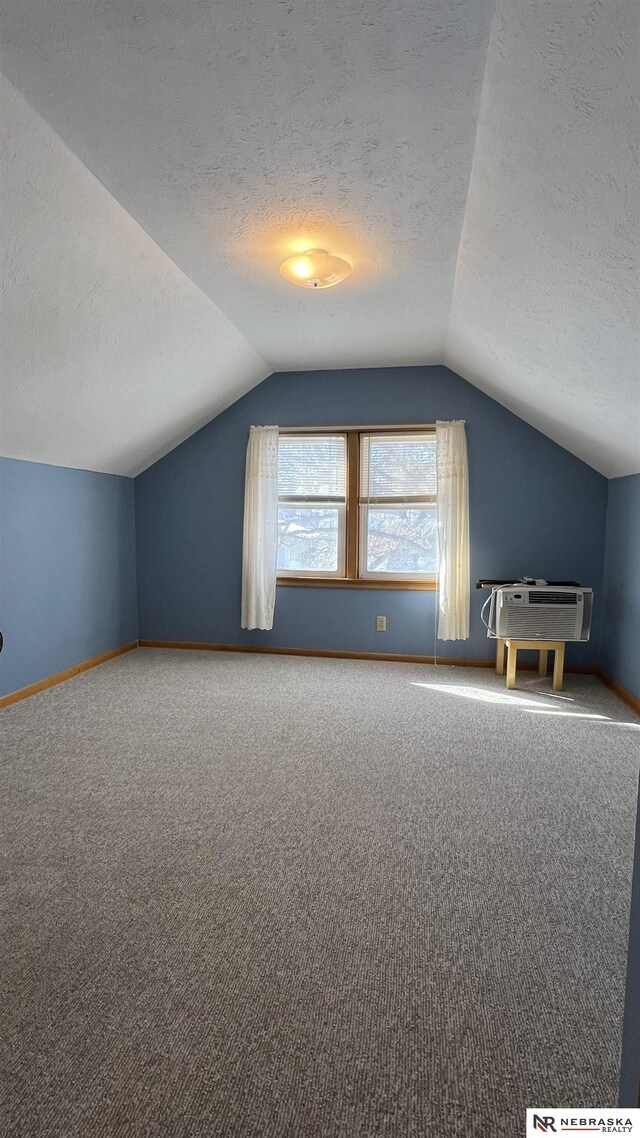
[277,576,437,591]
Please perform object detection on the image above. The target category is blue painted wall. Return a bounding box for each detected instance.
[620,772,640,1108]
[0,457,138,698]
[135,366,608,665]
[599,473,640,700]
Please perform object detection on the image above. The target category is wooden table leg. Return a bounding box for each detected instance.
[496,639,506,676]
[538,649,548,677]
[506,642,517,689]
[552,643,565,691]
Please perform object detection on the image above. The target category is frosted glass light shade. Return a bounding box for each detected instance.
[279,248,352,289]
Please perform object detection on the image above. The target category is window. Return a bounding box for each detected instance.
[277,428,437,589]
[277,434,347,577]
[359,433,437,580]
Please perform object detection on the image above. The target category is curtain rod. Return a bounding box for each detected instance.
[278,423,436,434]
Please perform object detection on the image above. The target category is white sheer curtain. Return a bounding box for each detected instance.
[436,420,470,640]
[241,426,279,630]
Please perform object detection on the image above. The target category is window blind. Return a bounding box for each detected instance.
[360,432,436,500]
[278,434,347,500]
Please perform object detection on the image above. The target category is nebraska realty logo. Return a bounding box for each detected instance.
[526,1109,640,1135]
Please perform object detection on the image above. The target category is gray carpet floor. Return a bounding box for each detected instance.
[1,649,639,1137]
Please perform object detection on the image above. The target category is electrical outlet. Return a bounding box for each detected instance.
[376,615,386,632]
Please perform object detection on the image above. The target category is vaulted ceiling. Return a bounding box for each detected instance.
[1,0,638,477]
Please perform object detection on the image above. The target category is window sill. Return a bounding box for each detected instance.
[277,576,437,591]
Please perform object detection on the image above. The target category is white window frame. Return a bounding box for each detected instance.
[358,431,437,583]
[277,433,347,579]
[358,503,438,582]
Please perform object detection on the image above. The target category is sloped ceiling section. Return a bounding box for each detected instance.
[0,0,493,371]
[1,0,638,477]
[0,77,269,475]
[446,0,640,478]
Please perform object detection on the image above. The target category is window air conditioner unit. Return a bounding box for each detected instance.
[487,585,593,642]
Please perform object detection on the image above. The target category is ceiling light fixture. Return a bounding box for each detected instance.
[279,248,352,289]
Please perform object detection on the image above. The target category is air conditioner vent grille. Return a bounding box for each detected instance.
[504,609,580,638]
[529,591,577,605]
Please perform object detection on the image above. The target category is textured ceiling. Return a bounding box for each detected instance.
[447,0,640,478]
[0,77,268,475]
[0,76,266,475]
[1,0,638,476]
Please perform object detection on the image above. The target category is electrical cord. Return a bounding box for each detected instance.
[480,593,493,630]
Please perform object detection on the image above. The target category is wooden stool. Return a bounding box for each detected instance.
[495,638,565,691]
